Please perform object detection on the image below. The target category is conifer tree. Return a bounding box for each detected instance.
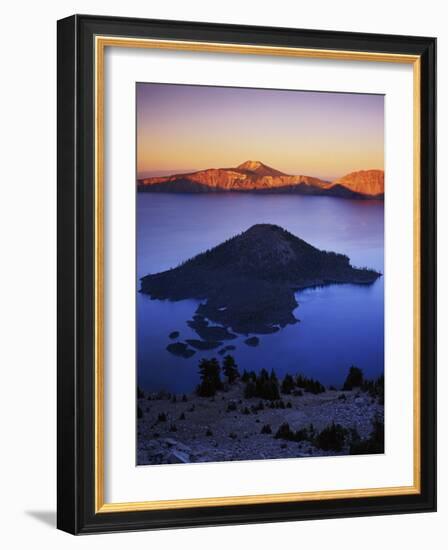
[343,366,364,390]
[197,358,223,397]
[281,373,295,394]
[223,354,239,384]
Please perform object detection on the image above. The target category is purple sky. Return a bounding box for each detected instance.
[137,83,384,180]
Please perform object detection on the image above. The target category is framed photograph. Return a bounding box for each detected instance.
[57,15,436,534]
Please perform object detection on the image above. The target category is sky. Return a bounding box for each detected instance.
[136,83,384,181]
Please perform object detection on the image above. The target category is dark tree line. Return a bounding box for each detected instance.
[194,358,383,404]
[196,354,240,397]
[243,368,281,400]
[240,369,327,401]
[273,417,384,454]
[294,374,326,394]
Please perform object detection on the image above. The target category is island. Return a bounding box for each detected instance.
[140,224,381,336]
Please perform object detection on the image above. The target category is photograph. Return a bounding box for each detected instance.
[54,10,436,536]
[136,83,385,466]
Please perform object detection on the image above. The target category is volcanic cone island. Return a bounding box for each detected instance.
[140,224,381,337]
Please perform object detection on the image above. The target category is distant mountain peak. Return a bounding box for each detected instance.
[237,160,265,170]
[236,160,287,176]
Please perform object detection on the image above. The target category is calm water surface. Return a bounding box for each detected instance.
[137,193,384,393]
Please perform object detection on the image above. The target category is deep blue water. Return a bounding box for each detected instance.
[137,193,384,393]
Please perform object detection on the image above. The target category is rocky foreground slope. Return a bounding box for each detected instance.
[137,382,384,465]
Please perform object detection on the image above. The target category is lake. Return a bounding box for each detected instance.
[137,193,384,393]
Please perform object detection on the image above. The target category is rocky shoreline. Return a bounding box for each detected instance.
[137,379,384,465]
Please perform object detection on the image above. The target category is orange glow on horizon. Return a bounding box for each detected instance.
[137,84,384,181]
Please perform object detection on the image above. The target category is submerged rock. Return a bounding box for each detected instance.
[185,339,222,350]
[218,344,236,355]
[191,324,237,342]
[166,342,196,358]
[244,336,260,347]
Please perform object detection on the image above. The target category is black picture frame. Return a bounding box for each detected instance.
[57,14,436,534]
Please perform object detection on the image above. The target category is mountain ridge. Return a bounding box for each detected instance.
[138,161,384,199]
[332,169,384,196]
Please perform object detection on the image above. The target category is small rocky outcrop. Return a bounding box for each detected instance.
[166,342,196,358]
[244,337,260,347]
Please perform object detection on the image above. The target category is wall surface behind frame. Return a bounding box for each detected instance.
[0,0,444,548]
